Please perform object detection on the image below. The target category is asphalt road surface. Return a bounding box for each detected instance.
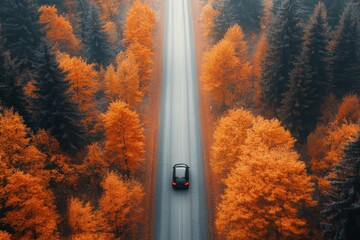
[154,0,208,239]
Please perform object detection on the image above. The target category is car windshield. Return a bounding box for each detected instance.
[176,167,186,178]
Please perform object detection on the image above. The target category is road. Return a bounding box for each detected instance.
[154,0,208,239]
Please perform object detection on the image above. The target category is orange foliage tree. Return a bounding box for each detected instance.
[57,53,100,135]
[0,172,59,240]
[39,6,80,53]
[0,231,11,240]
[68,197,113,240]
[126,42,154,89]
[201,3,219,39]
[309,95,360,194]
[101,101,145,174]
[201,25,252,109]
[216,117,315,239]
[104,21,118,44]
[105,52,142,108]
[95,0,121,21]
[210,108,254,177]
[99,172,145,238]
[252,33,267,105]
[123,0,156,50]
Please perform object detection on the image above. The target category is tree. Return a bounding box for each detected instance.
[84,4,113,67]
[126,42,154,90]
[101,101,145,175]
[251,33,267,105]
[0,0,45,76]
[116,51,142,107]
[95,0,121,21]
[210,108,254,177]
[335,95,360,124]
[323,0,351,27]
[123,0,156,50]
[0,33,29,123]
[0,231,11,240]
[280,2,332,142]
[216,117,315,239]
[57,52,100,135]
[104,64,120,100]
[323,134,360,239]
[99,172,144,238]
[201,3,219,39]
[261,0,303,111]
[310,123,360,194]
[201,40,239,109]
[212,0,263,41]
[39,5,80,53]
[330,4,360,98]
[68,197,113,240]
[33,44,85,152]
[74,0,92,46]
[0,172,59,240]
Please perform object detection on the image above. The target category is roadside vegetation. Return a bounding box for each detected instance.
[201,0,360,239]
[0,0,157,239]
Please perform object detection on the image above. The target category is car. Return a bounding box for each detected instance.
[172,163,190,189]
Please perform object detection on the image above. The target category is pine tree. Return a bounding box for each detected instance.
[323,134,360,239]
[323,0,351,27]
[261,0,303,110]
[280,2,331,142]
[84,4,113,67]
[212,0,263,41]
[330,4,360,98]
[0,34,28,122]
[0,0,45,77]
[74,0,92,47]
[33,44,85,152]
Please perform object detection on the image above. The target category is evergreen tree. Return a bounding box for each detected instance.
[280,2,331,142]
[323,134,360,239]
[0,33,28,122]
[0,0,45,78]
[33,44,85,152]
[330,4,360,98]
[323,0,351,27]
[212,0,263,41]
[74,0,91,48]
[84,4,113,67]
[260,0,303,110]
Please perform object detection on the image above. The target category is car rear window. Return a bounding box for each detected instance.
[176,168,186,178]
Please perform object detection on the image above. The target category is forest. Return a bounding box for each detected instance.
[0,0,157,239]
[1,0,360,239]
[200,0,360,239]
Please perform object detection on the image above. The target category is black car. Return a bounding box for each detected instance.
[172,163,190,189]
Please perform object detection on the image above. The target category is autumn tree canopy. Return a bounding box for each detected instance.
[39,5,80,53]
[216,117,315,239]
[99,172,145,238]
[102,101,145,175]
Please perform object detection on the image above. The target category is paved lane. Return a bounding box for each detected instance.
[154,0,208,239]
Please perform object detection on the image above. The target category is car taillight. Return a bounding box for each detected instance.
[172,181,177,186]
[184,181,189,186]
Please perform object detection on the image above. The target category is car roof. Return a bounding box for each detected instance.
[173,163,189,168]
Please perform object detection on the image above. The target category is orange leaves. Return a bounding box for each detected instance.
[0,231,11,240]
[212,110,314,239]
[57,52,100,134]
[335,95,360,124]
[124,0,156,49]
[211,109,254,176]
[105,51,143,107]
[99,172,144,238]
[101,101,145,174]
[39,6,80,53]
[68,198,113,240]
[1,172,59,240]
[201,25,252,109]
[201,4,219,38]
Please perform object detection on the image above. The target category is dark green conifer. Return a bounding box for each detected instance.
[330,4,360,98]
[260,0,303,110]
[280,2,331,141]
[323,134,360,239]
[33,44,85,152]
